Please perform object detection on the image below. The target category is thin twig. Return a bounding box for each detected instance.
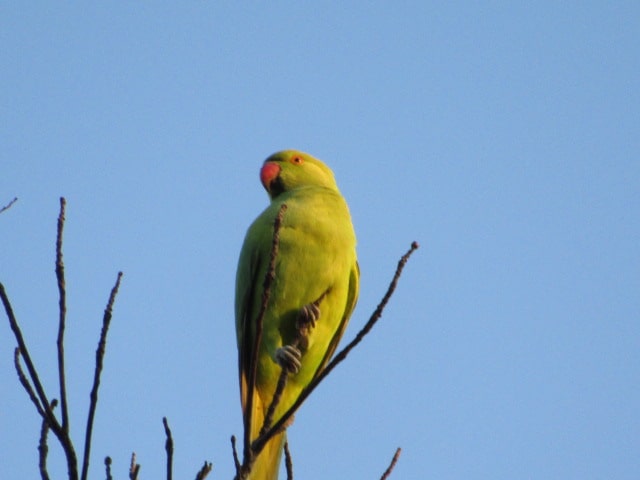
[80,271,123,480]
[194,461,213,480]
[284,441,293,480]
[0,196,18,214]
[129,453,140,480]
[163,417,174,480]
[243,204,287,462]
[55,197,70,434]
[231,435,241,477]
[38,399,58,480]
[14,347,45,418]
[253,241,419,453]
[104,457,113,480]
[260,367,288,436]
[380,447,402,480]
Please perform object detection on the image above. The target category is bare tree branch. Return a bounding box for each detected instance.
[3,291,48,416]
[260,367,288,437]
[163,417,174,480]
[104,457,113,480]
[5,199,218,480]
[380,447,402,480]
[284,441,293,480]
[81,271,123,480]
[13,347,46,418]
[2,198,130,480]
[129,453,140,480]
[39,399,58,480]
[231,435,241,477]
[55,197,70,434]
[242,203,287,468]
[1,283,78,479]
[194,461,213,480]
[0,196,18,214]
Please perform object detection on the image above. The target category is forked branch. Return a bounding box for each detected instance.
[1,198,122,480]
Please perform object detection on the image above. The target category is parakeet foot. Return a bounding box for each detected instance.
[296,302,321,332]
[275,345,302,374]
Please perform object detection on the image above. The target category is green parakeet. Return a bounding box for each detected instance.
[235,150,359,480]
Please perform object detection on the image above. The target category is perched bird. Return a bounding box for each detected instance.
[235,150,359,479]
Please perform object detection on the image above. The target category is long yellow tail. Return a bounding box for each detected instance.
[246,390,286,480]
[247,431,285,480]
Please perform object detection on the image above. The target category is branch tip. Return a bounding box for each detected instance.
[284,441,294,480]
[380,447,402,480]
[195,461,213,480]
[104,456,113,480]
[163,417,174,480]
[0,196,18,214]
[81,271,123,480]
[129,452,140,480]
[231,435,241,476]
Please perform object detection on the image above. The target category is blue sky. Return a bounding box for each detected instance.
[1,3,638,479]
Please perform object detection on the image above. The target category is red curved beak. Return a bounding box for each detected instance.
[260,162,281,190]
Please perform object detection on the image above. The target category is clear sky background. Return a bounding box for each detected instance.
[1,3,638,479]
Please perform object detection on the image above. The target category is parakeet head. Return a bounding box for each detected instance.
[260,150,339,199]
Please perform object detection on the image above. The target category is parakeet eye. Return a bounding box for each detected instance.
[290,156,303,165]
